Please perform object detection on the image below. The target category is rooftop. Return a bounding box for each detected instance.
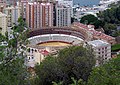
[39,50,49,56]
[73,22,115,42]
[88,40,110,47]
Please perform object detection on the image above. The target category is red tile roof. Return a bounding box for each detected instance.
[73,22,116,44]
[39,50,49,56]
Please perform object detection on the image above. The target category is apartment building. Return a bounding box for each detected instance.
[26,1,54,29]
[56,6,71,27]
[26,47,50,67]
[0,0,6,12]
[56,0,73,17]
[0,12,7,35]
[88,40,111,66]
[19,0,28,19]
[57,0,73,7]
[4,6,21,27]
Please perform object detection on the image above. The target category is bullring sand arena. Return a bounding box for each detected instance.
[38,41,71,47]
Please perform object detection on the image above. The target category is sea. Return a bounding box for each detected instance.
[73,0,100,6]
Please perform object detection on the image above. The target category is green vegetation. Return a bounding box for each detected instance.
[80,14,104,28]
[80,5,120,36]
[52,77,85,85]
[111,44,120,51]
[33,46,96,85]
[80,14,98,24]
[97,5,120,36]
[0,11,120,85]
[0,17,29,85]
[88,55,120,85]
[52,55,120,85]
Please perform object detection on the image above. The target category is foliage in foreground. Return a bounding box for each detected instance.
[52,55,120,85]
[88,55,120,85]
[0,17,29,85]
[52,77,85,85]
[33,46,96,85]
[111,44,120,51]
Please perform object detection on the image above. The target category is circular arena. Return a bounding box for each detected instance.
[28,27,90,47]
[26,27,91,67]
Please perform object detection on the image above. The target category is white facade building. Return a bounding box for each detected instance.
[4,6,21,27]
[26,47,50,67]
[56,0,73,17]
[0,12,7,35]
[56,6,71,27]
[88,40,111,66]
[56,0,73,7]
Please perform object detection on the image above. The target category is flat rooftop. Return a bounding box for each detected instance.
[88,40,110,47]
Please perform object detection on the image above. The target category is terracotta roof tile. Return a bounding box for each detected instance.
[39,50,49,56]
[73,22,115,42]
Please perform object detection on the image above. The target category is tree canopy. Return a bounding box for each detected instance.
[88,55,120,85]
[53,55,120,85]
[97,5,120,35]
[98,6,120,25]
[34,46,96,85]
[0,17,29,85]
[80,5,120,36]
[80,14,98,24]
[80,14,104,28]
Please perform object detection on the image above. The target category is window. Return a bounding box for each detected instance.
[102,55,104,57]
[105,54,107,56]
[32,56,34,59]
[105,50,107,53]
[35,50,37,52]
[105,47,107,49]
